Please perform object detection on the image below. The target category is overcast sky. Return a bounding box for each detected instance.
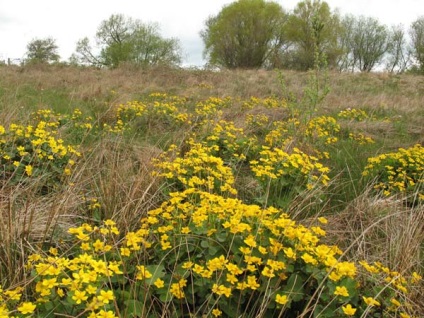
[0,0,421,66]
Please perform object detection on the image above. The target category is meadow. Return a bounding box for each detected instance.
[0,64,423,317]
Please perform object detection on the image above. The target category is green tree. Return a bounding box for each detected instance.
[201,0,288,69]
[409,16,424,73]
[284,0,342,70]
[339,15,390,72]
[385,24,411,73]
[73,14,181,68]
[336,14,356,71]
[25,37,60,64]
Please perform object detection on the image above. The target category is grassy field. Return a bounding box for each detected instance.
[0,64,423,317]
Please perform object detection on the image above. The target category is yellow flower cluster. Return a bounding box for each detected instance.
[306,116,340,144]
[349,132,374,144]
[245,113,270,129]
[0,221,122,317]
[153,140,237,195]
[0,118,80,182]
[104,95,190,133]
[363,144,424,201]
[71,108,94,130]
[1,92,421,317]
[0,185,418,317]
[250,145,330,189]
[204,119,252,162]
[338,108,370,121]
[242,96,287,110]
[194,96,231,118]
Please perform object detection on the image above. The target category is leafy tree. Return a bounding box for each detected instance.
[409,16,424,73]
[201,0,289,69]
[336,14,356,71]
[129,22,182,66]
[284,0,342,70]
[339,15,389,72]
[71,37,103,67]
[385,24,411,73]
[25,37,60,64]
[73,14,182,68]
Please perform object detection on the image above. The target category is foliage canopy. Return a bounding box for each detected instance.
[284,0,342,70]
[201,0,288,69]
[73,14,182,68]
[339,15,390,72]
[409,16,424,73]
[25,37,60,64]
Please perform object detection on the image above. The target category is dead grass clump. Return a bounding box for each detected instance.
[0,182,81,286]
[74,137,164,231]
[326,189,424,312]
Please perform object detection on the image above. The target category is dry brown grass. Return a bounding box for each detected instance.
[1,65,420,147]
[1,64,423,110]
[326,188,424,314]
[0,179,80,285]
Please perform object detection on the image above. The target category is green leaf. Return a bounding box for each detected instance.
[208,245,219,256]
[145,264,165,285]
[283,273,305,302]
[124,299,145,317]
[159,292,173,303]
[215,231,228,242]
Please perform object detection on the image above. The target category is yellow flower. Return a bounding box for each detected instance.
[57,288,65,298]
[96,310,118,318]
[86,285,97,295]
[411,272,422,283]
[120,247,131,257]
[207,255,228,271]
[261,266,275,278]
[154,278,165,288]
[301,253,318,265]
[275,294,288,305]
[212,308,222,317]
[245,275,260,290]
[17,301,36,314]
[0,304,10,318]
[283,247,296,259]
[25,164,33,176]
[4,287,22,300]
[93,239,105,252]
[334,286,349,297]
[363,296,380,307]
[212,284,232,297]
[81,242,91,251]
[161,240,171,250]
[243,235,257,248]
[136,265,152,280]
[97,290,114,304]
[390,298,401,307]
[318,217,328,224]
[181,227,191,234]
[170,279,186,299]
[341,304,356,316]
[182,261,193,269]
[72,290,88,304]
[226,273,238,284]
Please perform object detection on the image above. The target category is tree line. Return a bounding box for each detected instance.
[19,0,424,73]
